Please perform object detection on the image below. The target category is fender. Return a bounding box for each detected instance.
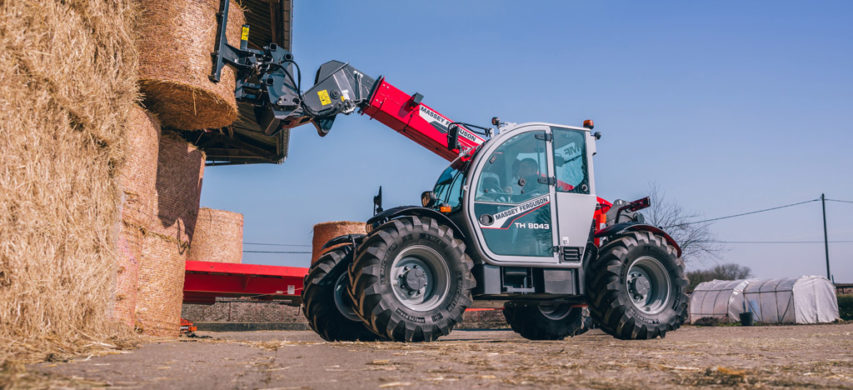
[320,234,367,250]
[366,205,467,240]
[594,222,682,257]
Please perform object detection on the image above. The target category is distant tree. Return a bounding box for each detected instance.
[686,263,752,292]
[643,184,720,262]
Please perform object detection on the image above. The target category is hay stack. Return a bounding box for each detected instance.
[135,133,205,336]
[188,208,244,263]
[312,221,367,264]
[0,0,139,364]
[136,0,246,130]
[113,107,161,328]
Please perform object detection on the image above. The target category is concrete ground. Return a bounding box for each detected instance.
[18,323,853,389]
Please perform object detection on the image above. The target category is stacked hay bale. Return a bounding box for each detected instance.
[127,0,245,336]
[188,208,244,264]
[0,0,139,364]
[312,222,367,264]
[134,133,206,336]
[114,108,162,328]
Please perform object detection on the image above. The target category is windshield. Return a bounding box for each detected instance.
[432,163,467,210]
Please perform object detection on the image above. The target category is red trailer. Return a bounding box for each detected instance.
[182,260,308,305]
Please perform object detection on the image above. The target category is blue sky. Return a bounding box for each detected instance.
[201,1,853,281]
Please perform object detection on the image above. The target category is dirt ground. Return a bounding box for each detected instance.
[8,323,852,389]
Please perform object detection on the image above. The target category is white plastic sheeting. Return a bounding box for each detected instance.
[689,276,839,324]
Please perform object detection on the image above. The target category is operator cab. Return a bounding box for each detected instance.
[428,122,598,269]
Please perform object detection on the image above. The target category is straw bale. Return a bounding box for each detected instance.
[120,107,161,227]
[136,0,246,130]
[112,107,161,328]
[149,132,206,243]
[0,0,139,365]
[311,221,367,264]
[134,132,206,336]
[188,208,244,263]
[135,233,188,337]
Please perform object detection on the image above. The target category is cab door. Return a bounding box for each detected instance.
[550,127,597,263]
[467,126,559,265]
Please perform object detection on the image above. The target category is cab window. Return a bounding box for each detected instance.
[551,127,589,194]
[474,131,548,204]
[433,166,464,209]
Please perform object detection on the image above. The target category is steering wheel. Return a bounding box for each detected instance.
[482,183,511,203]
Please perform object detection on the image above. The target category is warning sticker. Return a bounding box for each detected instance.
[317,90,331,106]
[241,26,250,41]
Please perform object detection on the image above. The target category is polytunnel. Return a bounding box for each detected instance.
[689,276,839,324]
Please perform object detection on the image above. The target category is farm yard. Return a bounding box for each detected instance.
[5,324,851,389]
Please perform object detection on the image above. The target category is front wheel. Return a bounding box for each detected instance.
[347,216,475,342]
[302,244,381,341]
[587,231,688,340]
[503,302,591,340]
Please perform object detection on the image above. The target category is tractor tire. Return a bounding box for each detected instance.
[347,216,475,342]
[302,244,381,341]
[587,231,688,340]
[503,302,591,340]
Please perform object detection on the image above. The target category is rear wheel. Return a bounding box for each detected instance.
[503,302,590,340]
[348,216,475,342]
[302,244,380,341]
[587,230,688,339]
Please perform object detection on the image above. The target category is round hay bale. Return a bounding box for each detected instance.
[151,132,206,244]
[188,208,244,263]
[312,221,366,264]
[135,131,205,337]
[113,106,161,329]
[120,106,160,226]
[136,0,246,130]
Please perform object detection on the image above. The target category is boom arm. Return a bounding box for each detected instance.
[304,61,486,161]
[209,6,485,161]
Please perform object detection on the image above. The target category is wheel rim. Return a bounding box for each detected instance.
[625,256,672,315]
[537,303,571,320]
[333,272,361,322]
[390,245,451,311]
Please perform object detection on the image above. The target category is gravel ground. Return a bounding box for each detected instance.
[12,323,853,389]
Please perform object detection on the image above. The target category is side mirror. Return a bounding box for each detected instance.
[373,186,383,215]
[421,191,437,208]
[447,125,461,151]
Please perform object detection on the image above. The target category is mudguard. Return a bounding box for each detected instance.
[366,206,467,240]
[594,222,682,257]
[320,234,367,250]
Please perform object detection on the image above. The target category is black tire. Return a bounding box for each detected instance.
[587,230,688,340]
[301,244,381,341]
[503,302,591,340]
[347,216,475,342]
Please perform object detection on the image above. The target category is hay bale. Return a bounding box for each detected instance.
[136,234,188,337]
[120,108,161,227]
[136,0,246,130]
[312,221,366,264]
[0,0,139,364]
[188,208,244,263]
[134,133,205,336]
[150,132,206,242]
[112,107,161,328]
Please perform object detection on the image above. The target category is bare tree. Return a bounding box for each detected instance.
[643,184,720,262]
[687,263,752,291]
